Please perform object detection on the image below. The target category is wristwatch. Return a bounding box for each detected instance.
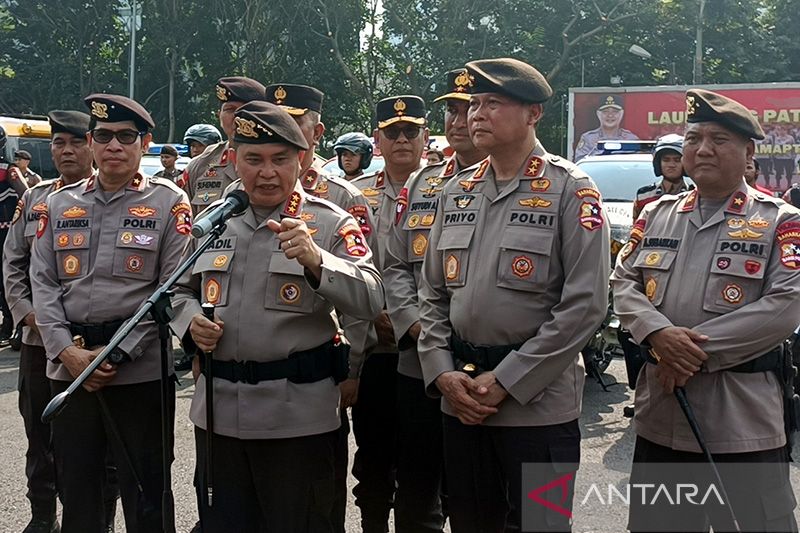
[108,347,130,365]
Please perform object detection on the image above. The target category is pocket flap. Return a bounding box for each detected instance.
[54,231,90,250]
[116,230,160,250]
[633,249,677,271]
[192,250,235,273]
[709,255,766,279]
[436,225,475,251]
[499,227,553,254]
[268,251,305,275]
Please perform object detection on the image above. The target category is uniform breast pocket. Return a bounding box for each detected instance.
[703,256,765,314]
[265,252,314,314]
[192,249,235,306]
[112,229,160,281]
[436,225,474,287]
[496,228,553,293]
[408,229,431,264]
[55,231,91,279]
[633,250,678,306]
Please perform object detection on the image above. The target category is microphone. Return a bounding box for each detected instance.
[191,190,249,238]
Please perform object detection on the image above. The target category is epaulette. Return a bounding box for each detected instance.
[326,174,363,198]
[57,179,85,192]
[350,170,380,186]
[752,190,782,206]
[150,176,186,195]
[636,183,658,195]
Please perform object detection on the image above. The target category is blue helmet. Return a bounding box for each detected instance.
[333,132,373,170]
[183,123,222,147]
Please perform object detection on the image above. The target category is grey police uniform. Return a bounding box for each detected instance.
[574,126,639,161]
[32,173,191,382]
[178,141,237,215]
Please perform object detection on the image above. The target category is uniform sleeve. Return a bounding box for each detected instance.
[492,175,611,404]
[117,192,192,359]
[383,194,421,347]
[610,205,675,343]
[312,214,384,321]
[31,199,75,360]
[10,169,29,196]
[696,211,800,371]
[3,191,34,327]
[573,133,592,162]
[169,237,203,341]
[417,199,455,396]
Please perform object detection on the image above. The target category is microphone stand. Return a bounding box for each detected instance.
[42,222,230,533]
[201,303,216,510]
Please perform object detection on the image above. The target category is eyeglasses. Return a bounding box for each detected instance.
[90,129,143,145]
[382,125,422,140]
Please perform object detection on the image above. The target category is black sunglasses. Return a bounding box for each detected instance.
[382,125,422,140]
[91,128,143,145]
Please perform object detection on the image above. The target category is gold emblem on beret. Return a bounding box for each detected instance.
[605,96,615,106]
[686,95,698,116]
[394,98,407,116]
[216,85,228,101]
[234,117,259,138]
[454,71,471,91]
[274,86,287,104]
[91,102,108,119]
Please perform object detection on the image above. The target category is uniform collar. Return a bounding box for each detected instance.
[83,172,145,195]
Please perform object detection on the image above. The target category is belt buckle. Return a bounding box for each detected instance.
[233,361,259,385]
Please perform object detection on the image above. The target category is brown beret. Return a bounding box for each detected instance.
[466,58,552,104]
[264,84,324,116]
[14,150,31,160]
[685,88,765,140]
[215,76,266,104]
[160,145,179,157]
[433,69,473,103]
[376,95,426,129]
[233,101,309,150]
[83,93,155,131]
[48,110,91,138]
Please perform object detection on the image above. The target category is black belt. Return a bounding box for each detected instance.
[450,334,522,374]
[200,340,342,385]
[69,319,127,347]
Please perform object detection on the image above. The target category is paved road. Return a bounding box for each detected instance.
[0,347,796,532]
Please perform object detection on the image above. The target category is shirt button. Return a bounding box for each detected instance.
[329,276,335,283]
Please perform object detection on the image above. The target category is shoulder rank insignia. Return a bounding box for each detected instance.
[283,191,303,217]
[524,156,545,178]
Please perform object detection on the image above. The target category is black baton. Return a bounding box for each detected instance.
[201,303,216,507]
[674,387,741,532]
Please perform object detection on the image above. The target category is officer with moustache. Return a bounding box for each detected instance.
[382,68,487,532]
[30,94,191,533]
[4,111,98,532]
[178,76,265,214]
[418,58,610,532]
[171,101,383,532]
[612,89,800,532]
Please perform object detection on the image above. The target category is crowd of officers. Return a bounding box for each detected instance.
[1,55,799,533]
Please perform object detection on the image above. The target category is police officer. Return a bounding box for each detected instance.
[153,144,182,180]
[171,100,384,532]
[183,124,223,159]
[574,94,639,161]
[178,77,265,214]
[14,150,42,187]
[30,94,191,533]
[333,132,373,180]
[612,89,800,532]
[349,94,428,532]
[418,58,610,532]
[4,111,95,532]
[264,82,376,532]
[632,134,693,220]
[381,68,487,533]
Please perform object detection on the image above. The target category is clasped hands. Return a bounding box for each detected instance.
[646,326,709,393]
[435,370,507,425]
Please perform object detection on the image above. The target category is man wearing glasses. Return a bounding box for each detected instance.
[350,95,428,532]
[30,94,191,532]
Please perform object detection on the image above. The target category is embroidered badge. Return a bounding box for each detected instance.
[282,192,302,218]
[362,187,381,197]
[645,277,657,302]
[11,199,23,225]
[395,187,408,225]
[454,195,474,209]
[300,212,315,222]
[412,233,428,256]
[347,205,372,236]
[716,257,731,270]
[57,234,69,248]
[36,214,48,239]
[524,156,544,178]
[63,254,80,276]
[125,255,144,273]
[134,234,153,246]
[280,283,301,304]
[512,255,534,278]
[459,180,477,193]
[779,241,800,270]
[339,224,368,257]
[420,185,443,198]
[575,188,601,201]
[128,205,157,218]
[62,206,87,218]
[205,278,220,304]
[445,254,459,281]
[408,214,421,228]
[744,260,761,275]
[722,283,743,304]
[579,202,604,231]
[425,176,444,187]
[442,158,456,177]
[531,178,551,192]
[72,233,86,247]
[212,255,228,268]
[314,181,329,196]
[120,232,134,245]
[518,196,552,208]
[171,202,192,235]
[421,214,435,226]
[644,252,661,266]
